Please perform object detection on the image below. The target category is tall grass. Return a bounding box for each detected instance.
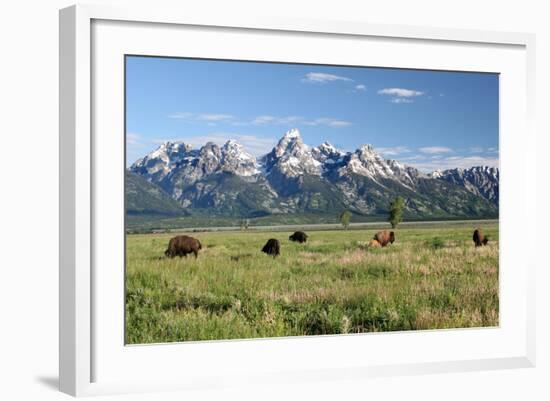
[125,223,499,344]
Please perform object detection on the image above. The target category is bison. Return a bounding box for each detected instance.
[472,229,489,247]
[373,230,395,247]
[367,239,382,248]
[289,231,308,243]
[164,235,202,258]
[261,238,280,257]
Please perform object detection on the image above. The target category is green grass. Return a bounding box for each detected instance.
[125,222,499,344]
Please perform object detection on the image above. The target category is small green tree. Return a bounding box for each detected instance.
[240,219,250,231]
[340,210,352,230]
[388,196,405,229]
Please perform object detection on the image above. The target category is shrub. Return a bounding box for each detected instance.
[429,237,445,249]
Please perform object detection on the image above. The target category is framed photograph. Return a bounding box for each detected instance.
[59,4,536,396]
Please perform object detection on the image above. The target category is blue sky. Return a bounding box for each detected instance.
[126,56,499,172]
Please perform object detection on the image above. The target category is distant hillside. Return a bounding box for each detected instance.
[125,171,187,217]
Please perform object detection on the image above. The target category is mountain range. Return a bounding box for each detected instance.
[127,129,499,222]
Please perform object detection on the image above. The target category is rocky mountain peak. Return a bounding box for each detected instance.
[200,141,221,155]
[274,128,307,157]
[314,141,342,157]
[429,169,443,179]
[434,166,499,205]
[129,129,499,218]
[284,128,300,139]
[220,139,258,176]
[222,139,240,150]
[333,143,419,188]
[131,140,193,181]
[264,128,322,177]
[160,140,192,152]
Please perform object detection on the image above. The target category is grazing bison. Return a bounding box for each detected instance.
[373,230,395,247]
[472,229,489,247]
[289,231,308,243]
[367,239,382,248]
[262,238,280,257]
[164,235,202,258]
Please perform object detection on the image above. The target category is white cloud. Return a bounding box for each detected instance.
[327,120,352,127]
[378,88,424,97]
[377,146,411,156]
[250,115,277,125]
[378,87,424,103]
[278,116,304,124]
[398,155,426,162]
[303,117,352,127]
[196,113,235,122]
[168,112,234,122]
[419,146,453,154]
[168,112,194,119]
[389,98,413,104]
[126,132,142,146]
[126,133,147,166]
[409,156,499,173]
[302,72,353,83]
[469,146,484,153]
[169,111,352,129]
[355,84,367,91]
[248,115,304,125]
[239,115,351,128]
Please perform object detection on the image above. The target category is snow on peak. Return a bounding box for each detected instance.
[131,129,425,188]
[221,139,245,154]
[220,139,258,175]
[131,140,193,179]
[337,143,417,187]
[152,141,191,156]
[312,141,345,167]
[274,128,308,157]
[318,141,336,152]
[283,128,301,139]
[200,141,221,158]
[358,144,376,154]
[265,129,322,177]
[432,165,499,203]
[223,139,240,147]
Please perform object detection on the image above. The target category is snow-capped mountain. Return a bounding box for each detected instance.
[133,139,259,185]
[220,140,259,176]
[334,144,420,189]
[262,128,322,177]
[128,129,499,219]
[434,166,499,205]
[131,141,192,181]
[312,141,346,164]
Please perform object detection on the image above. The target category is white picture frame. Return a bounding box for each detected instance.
[59,4,536,397]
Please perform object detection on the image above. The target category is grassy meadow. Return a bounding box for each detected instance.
[125,221,499,344]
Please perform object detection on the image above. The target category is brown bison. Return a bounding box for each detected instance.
[373,230,395,247]
[262,238,280,257]
[472,229,489,247]
[367,239,382,248]
[164,235,202,258]
[289,231,308,243]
